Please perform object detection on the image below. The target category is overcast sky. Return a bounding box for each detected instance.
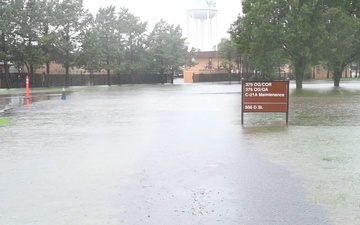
[83,0,242,42]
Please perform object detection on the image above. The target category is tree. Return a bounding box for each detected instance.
[230,2,287,80]
[232,0,326,89]
[93,5,120,86]
[37,0,62,86]
[0,0,16,88]
[12,0,47,85]
[117,8,147,84]
[320,7,360,86]
[167,25,196,84]
[1,2,195,88]
[317,1,360,87]
[56,0,87,86]
[76,13,103,83]
[217,38,239,73]
[147,19,194,84]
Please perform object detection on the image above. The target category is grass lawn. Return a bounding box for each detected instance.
[0,117,11,127]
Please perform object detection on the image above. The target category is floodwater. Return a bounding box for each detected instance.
[242,81,360,225]
[0,80,359,224]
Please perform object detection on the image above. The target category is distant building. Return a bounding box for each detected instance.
[0,62,17,73]
[184,51,228,83]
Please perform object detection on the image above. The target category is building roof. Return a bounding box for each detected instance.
[194,51,218,58]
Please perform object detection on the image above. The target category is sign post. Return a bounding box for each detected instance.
[241,80,290,125]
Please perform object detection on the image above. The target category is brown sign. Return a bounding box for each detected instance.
[242,81,288,112]
[241,81,289,124]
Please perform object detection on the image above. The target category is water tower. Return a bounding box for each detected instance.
[187,0,218,51]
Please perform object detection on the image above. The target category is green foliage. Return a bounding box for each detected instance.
[232,0,360,88]
[230,1,288,79]
[319,6,360,86]
[56,0,88,86]
[76,13,102,74]
[1,0,195,87]
[0,117,11,127]
[117,7,148,76]
[12,0,47,76]
[94,5,118,74]
[76,6,150,84]
[232,0,326,88]
[1,0,25,88]
[37,0,64,76]
[147,19,195,83]
[217,38,238,73]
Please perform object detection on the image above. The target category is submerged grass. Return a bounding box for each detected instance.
[243,126,360,225]
[291,87,360,98]
[0,87,76,96]
[0,117,11,127]
[243,84,360,225]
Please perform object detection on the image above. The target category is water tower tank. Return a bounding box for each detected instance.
[188,0,217,20]
[187,0,218,51]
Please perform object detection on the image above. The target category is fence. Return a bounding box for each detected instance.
[192,73,241,83]
[192,72,292,83]
[0,73,171,88]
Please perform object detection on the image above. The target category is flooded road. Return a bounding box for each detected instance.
[1,81,355,224]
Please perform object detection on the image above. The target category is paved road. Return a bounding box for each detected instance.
[0,84,333,224]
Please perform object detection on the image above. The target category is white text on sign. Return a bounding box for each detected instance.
[244,105,264,110]
[245,82,273,87]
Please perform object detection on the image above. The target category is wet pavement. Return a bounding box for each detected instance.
[0,81,344,224]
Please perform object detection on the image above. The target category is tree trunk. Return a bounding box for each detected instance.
[312,67,315,79]
[4,61,11,89]
[327,68,330,79]
[161,74,164,84]
[161,60,164,84]
[131,70,135,84]
[65,66,69,87]
[333,69,342,87]
[65,27,70,87]
[295,75,302,89]
[293,58,306,89]
[90,71,94,86]
[333,74,341,87]
[332,63,346,87]
[171,67,174,84]
[1,32,11,89]
[107,69,111,86]
[117,74,121,85]
[46,61,50,87]
[30,64,35,87]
